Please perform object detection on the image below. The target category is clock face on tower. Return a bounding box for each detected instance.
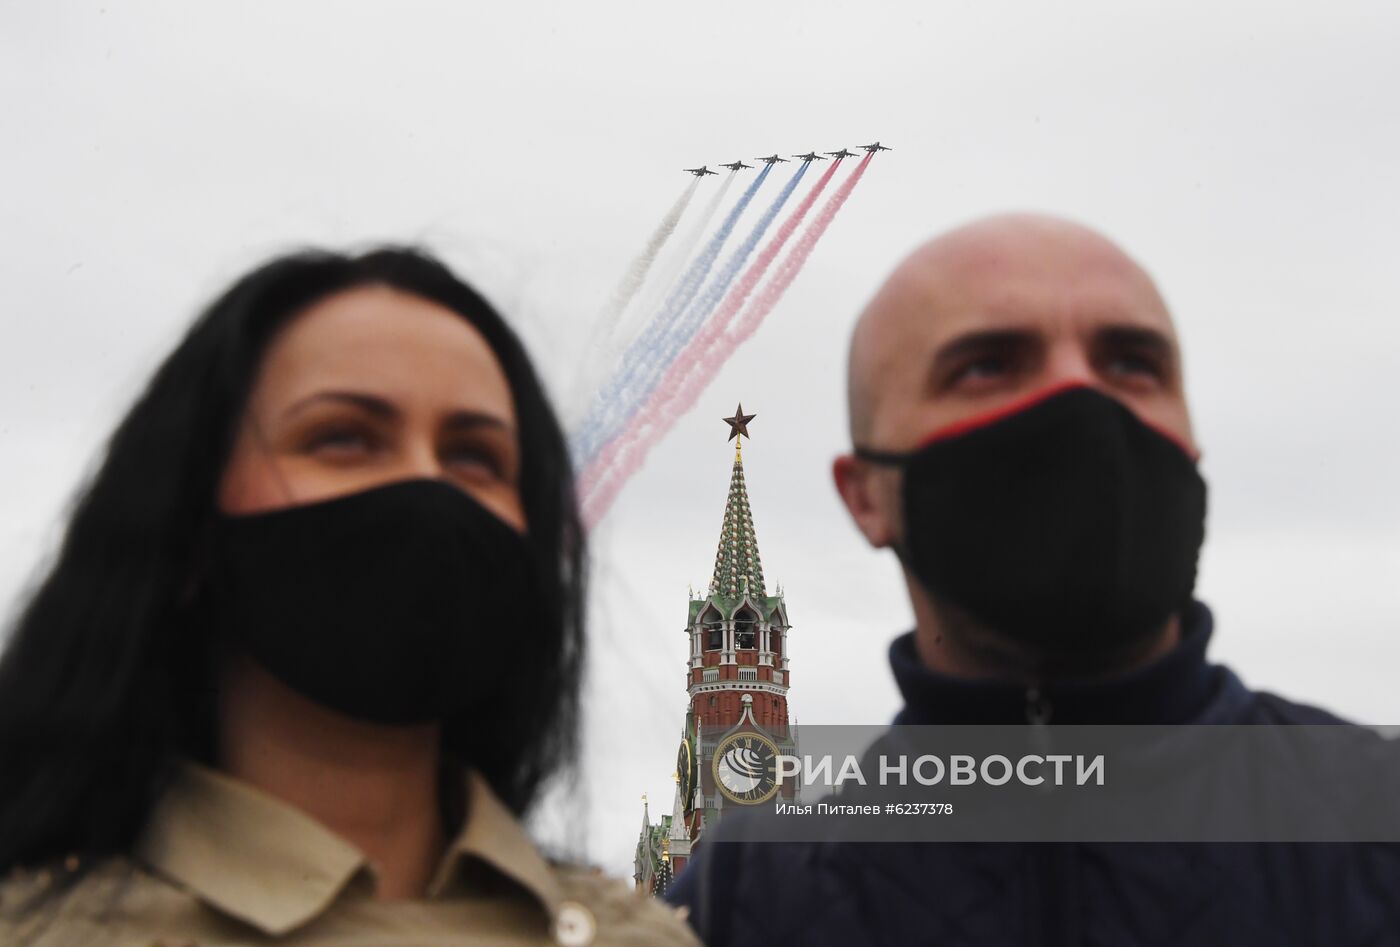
[712,731,782,804]
[676,738,694,811]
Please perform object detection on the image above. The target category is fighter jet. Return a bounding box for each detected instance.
[720,160,753,171]
[792,151,828,162]
[827,148,859,159]
[755,154,790,165]
[859,141,892,153]
[684,166,718,177]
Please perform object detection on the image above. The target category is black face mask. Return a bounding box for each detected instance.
[856,385,1207,656]
[200,478,533,726]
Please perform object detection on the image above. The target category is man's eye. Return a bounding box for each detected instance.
[953,356,1010,384]
[1106,353,1162,378]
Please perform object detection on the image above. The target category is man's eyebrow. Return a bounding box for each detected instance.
[927,328,1039,387]
[280,390,400,421]
[1094,325,1177,362]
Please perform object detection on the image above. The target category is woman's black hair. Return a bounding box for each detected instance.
[0,247,585,870]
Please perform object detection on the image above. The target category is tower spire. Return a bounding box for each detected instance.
[711,404,766,599]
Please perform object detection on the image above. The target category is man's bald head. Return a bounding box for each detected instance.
[846,213,1189,449]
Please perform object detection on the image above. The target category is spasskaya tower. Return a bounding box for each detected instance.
[635,404,796,895]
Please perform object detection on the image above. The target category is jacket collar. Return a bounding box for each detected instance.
[890,600,1234,725]
[135,761,562,936]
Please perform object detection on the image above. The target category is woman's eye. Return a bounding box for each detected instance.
[305,427,374,457]
[443,445,504,477]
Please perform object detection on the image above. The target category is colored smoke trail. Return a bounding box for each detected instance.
[570,164,771,462]
[571,166,768,460]
[655,158,840,407]
[565,177,700,425]
[577,161,808,468]
[575,159,838,500]
[568,172,736,457]
[607,171,733,362]
[580,153,875,526]
[726,152,872,345]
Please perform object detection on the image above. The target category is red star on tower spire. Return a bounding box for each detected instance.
[722,404,756,442]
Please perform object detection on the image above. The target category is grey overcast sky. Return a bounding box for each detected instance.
[3,1,1398,877]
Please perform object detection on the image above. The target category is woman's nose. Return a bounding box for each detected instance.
[399,440,448,481]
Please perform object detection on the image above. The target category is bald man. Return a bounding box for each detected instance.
[837,213,1201,686]
[668,215,1400,945]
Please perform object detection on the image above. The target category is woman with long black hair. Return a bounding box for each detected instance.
[0,248,698,946]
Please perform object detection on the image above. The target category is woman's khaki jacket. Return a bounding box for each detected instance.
[0,763,700,946]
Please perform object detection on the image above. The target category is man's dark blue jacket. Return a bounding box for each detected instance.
[666,603,1400,946]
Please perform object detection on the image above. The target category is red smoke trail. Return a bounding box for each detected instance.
[580,152,875,526]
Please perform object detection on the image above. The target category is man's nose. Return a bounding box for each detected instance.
[1042,344,1099,392]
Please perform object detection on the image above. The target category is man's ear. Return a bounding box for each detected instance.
[832,454,897,549]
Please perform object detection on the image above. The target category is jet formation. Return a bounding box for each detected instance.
[686,144,889,174]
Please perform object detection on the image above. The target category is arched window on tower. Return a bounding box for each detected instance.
[701,607,723,651]
[734,608,757,650]
[771,627,782,657]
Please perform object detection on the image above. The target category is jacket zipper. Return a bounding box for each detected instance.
[1026,684,1076,946]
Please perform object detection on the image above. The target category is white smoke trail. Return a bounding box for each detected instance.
[623,173,735,347]
[565,178,700,424]
[603,177,699,326]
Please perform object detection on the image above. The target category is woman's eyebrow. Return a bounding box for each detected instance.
[279,390,400,421]
[440,411,512,434]
[278,392,512,434]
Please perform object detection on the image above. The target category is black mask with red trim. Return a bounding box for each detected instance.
[856,384,1207,656]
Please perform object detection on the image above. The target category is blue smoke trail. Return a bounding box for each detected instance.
[576,162,811,467]
[571,164,772,459]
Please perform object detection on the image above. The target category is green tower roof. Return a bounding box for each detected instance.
[709,440,767,600]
